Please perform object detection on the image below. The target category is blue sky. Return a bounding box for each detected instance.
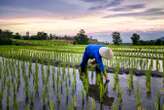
[0,0,164,42]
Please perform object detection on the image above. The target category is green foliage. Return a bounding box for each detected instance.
[135,86,142,110]
[112,32,122,45]
[13,32,21,39]
[0,29,13,45]
[49,100,55,110]
[74,29,89,44]
[30,32,48,40]
[127,69,134,91]
[131,33,140,45]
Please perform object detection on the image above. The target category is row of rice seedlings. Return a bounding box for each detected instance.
[145,67,152,95]
[99,80,107,103]
[82,72,89,98]
[154,92,161,110]
[1,46,163,73]
[0,53,162,109]
[33,63,39,96]
[127,68,134,92]
[116,83,123,105]
[135,86,143,110]
[115,52,164,73]
[23,67,30,103]
[91,98,96,110]
[72,70,77,96]
[0,57,75,110]
[41,63,52,110]
[113,64,120,91]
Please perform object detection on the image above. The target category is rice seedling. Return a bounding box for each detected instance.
[29,91,34,110]
[127,68,134,92]
[73,95,77,110]
[145,67,152,95]
[135,86,142,110]
[82,72,89,96]
[113,64,120,91]
[57,92,61,106]
[25,104,30,110]
[99,80,107,103]
[13,93,19,110]
[154,92,160,110]
[0,90,3,109]
[66,86,69,105]
[49,100,55,110]
[91,98,96,110]
[42,86,48,110]
[112,103,119,110]
[80,89,85,107]
[34,63,39,96]
[116,83,123,105]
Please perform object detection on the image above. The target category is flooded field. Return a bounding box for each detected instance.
[0,57,163,110]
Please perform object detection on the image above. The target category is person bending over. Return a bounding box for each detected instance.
[80,44,113,82]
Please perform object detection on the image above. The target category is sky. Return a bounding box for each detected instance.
[0,0,164,42]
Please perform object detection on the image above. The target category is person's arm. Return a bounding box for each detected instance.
[95,55,109,82]
[80,51,89,73]
[95,55,104,73]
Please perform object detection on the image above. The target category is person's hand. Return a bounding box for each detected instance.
[104,73,110,83]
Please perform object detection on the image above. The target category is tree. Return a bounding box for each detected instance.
[37,32,48,40]
[155,39,162,45]
[30,32,48,40]
[14,32,21,39]
[112,32,122,45]
[74,29,89,44]
[0,29,13,45]
[131,33,140,45]
[49,34,53,40]
[23,32,30,40]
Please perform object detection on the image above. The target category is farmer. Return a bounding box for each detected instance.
[80,44,113,82]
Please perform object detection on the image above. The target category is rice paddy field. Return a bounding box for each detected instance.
[0,40,164,110]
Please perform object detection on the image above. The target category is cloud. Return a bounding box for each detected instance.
[80,0,107,3]
[0,0,90,19]
[88,0,124,10]
[109,4,145,12]
[103,8,164,19]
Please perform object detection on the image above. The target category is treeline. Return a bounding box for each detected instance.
[112,32,164,45]
[1,29,164,45]
[0,29,96,45]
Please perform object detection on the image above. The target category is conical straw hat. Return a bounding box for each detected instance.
[99,47,113,60]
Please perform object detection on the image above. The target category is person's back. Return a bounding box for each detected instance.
[84,44,104,59]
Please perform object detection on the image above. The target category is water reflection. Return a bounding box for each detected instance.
[79,72,114,109]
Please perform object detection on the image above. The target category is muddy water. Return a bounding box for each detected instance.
[0,57,163,110]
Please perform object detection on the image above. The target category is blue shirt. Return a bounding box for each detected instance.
[80,44,105,73]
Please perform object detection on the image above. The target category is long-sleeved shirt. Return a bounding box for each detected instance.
[80,44,105,73]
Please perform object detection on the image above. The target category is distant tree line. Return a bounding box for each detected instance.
[112,31,164,45]
[1,28,164,45]
[0,29,93,45]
